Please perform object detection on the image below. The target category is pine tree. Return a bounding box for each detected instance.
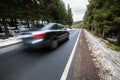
[83,0,120,44]
[67,4,73,28]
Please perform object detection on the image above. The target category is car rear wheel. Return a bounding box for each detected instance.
[66,35,69,40]
[65,34,69,41]
[49,40,58,50]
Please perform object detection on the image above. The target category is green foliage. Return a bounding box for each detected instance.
[83,0,120,44]
[67,4,73,26]
[72,22,84,29]
[0,0,73,24]
[0,0,73,36]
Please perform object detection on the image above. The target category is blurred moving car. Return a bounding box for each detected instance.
[20,23,69,50]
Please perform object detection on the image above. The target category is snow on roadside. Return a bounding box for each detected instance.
[0,37,22,48]
[84,30,120,80]
[107,38,118,42]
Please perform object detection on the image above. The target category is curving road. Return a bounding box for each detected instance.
[0,29,81,80]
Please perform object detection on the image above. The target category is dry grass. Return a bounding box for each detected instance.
[102,39,120,51]
[89,31,120,51]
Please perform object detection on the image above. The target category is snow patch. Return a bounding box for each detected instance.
[107,38,118,42]
[84,30,120,80]
[0,36,22,48]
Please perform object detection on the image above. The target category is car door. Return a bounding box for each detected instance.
[58,25,68,41]
[56,24,65,41]
[50,24,62,40]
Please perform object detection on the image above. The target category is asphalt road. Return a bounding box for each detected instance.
[0,29,80,80]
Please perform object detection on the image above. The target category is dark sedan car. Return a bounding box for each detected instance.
[20,23,69,50]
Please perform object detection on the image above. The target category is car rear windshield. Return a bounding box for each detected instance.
[29,23,54,31]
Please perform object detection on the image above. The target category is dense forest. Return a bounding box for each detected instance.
[0,0,73,36]
[83,0,120,44]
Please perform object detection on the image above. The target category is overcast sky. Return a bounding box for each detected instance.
[63,0,89,22]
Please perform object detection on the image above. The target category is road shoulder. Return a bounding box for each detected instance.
[71,30,100,80]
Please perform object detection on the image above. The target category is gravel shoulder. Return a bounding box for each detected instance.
[71,30,100,80]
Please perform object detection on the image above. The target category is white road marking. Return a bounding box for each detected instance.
[60,30,81,80]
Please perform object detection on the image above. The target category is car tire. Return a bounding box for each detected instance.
[66,35,69,40]
[65,34,69,41]
[49,40,58,50]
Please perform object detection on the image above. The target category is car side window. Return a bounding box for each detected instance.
[51,24,66,30]
[57,24,65,30]
[51,24,59,30]
[61,26,65,30]
[59,25,65,30]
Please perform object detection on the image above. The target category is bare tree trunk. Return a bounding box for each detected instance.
[10,18,14,27]
[2,18,10,36]
[42,20,43,24]
[102,30,105,38]
[92,26,94,33]
[26,16,30,29]
[118,31,120,44]
[14,18,18,29]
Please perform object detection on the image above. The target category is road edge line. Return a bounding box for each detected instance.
[60,30,81,80]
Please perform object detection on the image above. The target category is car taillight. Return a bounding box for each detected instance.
[33,33,46,38]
